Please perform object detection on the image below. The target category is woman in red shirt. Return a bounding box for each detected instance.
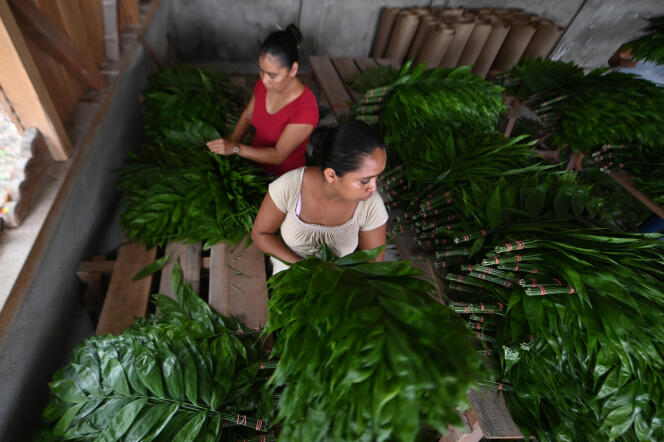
[206,25,319,176]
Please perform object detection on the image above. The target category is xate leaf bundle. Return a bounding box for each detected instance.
[119,67,270,248]
[264,247,485,442]
[42,264,275,441]
[143,66,244,141]
[448,227,664,442]
[625,16,664,65]
[503,58,664,153]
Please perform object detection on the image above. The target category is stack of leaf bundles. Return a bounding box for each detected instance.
[502,59,664,155]
[625,16,664,65]
[118,67,270,248]
[264,247,485,442]
[41,264,275,442]
[449,228,664,442]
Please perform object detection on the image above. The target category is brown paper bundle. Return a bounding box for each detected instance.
[409,7,430,16]
[372,7,400,58]
[440,17,477,68]
[491,18,537,71]
[385,12,421,62]
[415,25,455,69]
[472,18,510,78]
[407,16,437,62]
[439,8,465,19]
[457,19,493,66]
[522,21,564,59]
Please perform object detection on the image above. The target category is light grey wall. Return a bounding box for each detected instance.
[549,0,662,67]
[0,2,171,441]
[169,0,663,69]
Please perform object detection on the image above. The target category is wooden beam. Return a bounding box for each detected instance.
[209,238,268,330]
[9,0,106,90]
[118,0,140,33]
[309,55,353,121]
[158,242,202,299]
[354,57,379,72]
[96,241,157,335]
[0,0,72,160]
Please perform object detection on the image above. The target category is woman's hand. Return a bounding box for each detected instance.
[206,138,235,155]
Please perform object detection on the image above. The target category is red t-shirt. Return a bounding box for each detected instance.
[250,80,319,176]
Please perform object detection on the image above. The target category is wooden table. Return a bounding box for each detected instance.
[309,55,401,122]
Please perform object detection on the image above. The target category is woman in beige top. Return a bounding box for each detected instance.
[251,120,388,272]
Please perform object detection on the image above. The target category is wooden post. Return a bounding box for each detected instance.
[9,0,106,90]
[0,0,72,160]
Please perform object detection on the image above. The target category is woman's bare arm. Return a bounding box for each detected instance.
[251,193,302,263]
[358,224,387,261]
[207,123,314,164]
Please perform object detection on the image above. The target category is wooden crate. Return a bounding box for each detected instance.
[309,55,401,122]
[77,236,268,335]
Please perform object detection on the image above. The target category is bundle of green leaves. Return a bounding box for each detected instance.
[118,120,270,248]
[503,59,664,153]
[42,264,275,441]
[264,247,485,442]
[142,67,244,142]
[348,65,399,93]
[380,63,506,161]
[625,16,664,65]
[446,228,664,441]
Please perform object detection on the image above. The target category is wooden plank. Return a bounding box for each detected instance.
[77,260,116,280]
[468,389,523,439]
[78,0,104,63]
[0,0,162,350]
[55,0,97,61]
[0,85,24,133]
[117,0,140,33]
[25,40,73,122]
[10,0,106,89]
[102,0,120,62]
[0,0,72,160]
[158,241,202,299]
[209,238,268,330]
[96,241,157,335]
[354,57,379,72]
[375,57,402,68]
[309,55,353,121]
[331,57,363,102]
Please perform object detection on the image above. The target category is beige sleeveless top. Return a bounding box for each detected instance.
[268,167,388,263]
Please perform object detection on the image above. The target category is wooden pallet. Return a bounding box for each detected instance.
[309,55,401,122]
[77,236,268,335]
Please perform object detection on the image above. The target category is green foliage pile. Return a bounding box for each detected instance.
[142,67,244,142]
[348,65,399,92]
[42,264,274,441]
[502,58,664,153]
[625,16,664,65]
[447,228,664,442]
[351,63,505,147]
[118,67,270,248]
[264,247,485,442]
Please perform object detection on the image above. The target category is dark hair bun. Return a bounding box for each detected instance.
[286,24,303,45]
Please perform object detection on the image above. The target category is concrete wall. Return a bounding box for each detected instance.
[169,0,662,69]
[0,2,171,440]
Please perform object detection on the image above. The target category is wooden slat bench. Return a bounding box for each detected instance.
[78,236,269,335]
[309,55,401,122]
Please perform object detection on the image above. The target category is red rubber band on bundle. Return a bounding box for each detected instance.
[516,255,522,262]
[554,278,562,286]
[569,287,575,294]
[256,419,263,431]
[498,383,503,390]
[505,243,513,251]
[494,256,499,265]
[498,302,504,311]
[458,275,463,283]
[481,303,485,311]
[236,329,244,334]
[539,286,546,295]
[513,264,519,271]
[481,230,487,236]
[237,414,247,425]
